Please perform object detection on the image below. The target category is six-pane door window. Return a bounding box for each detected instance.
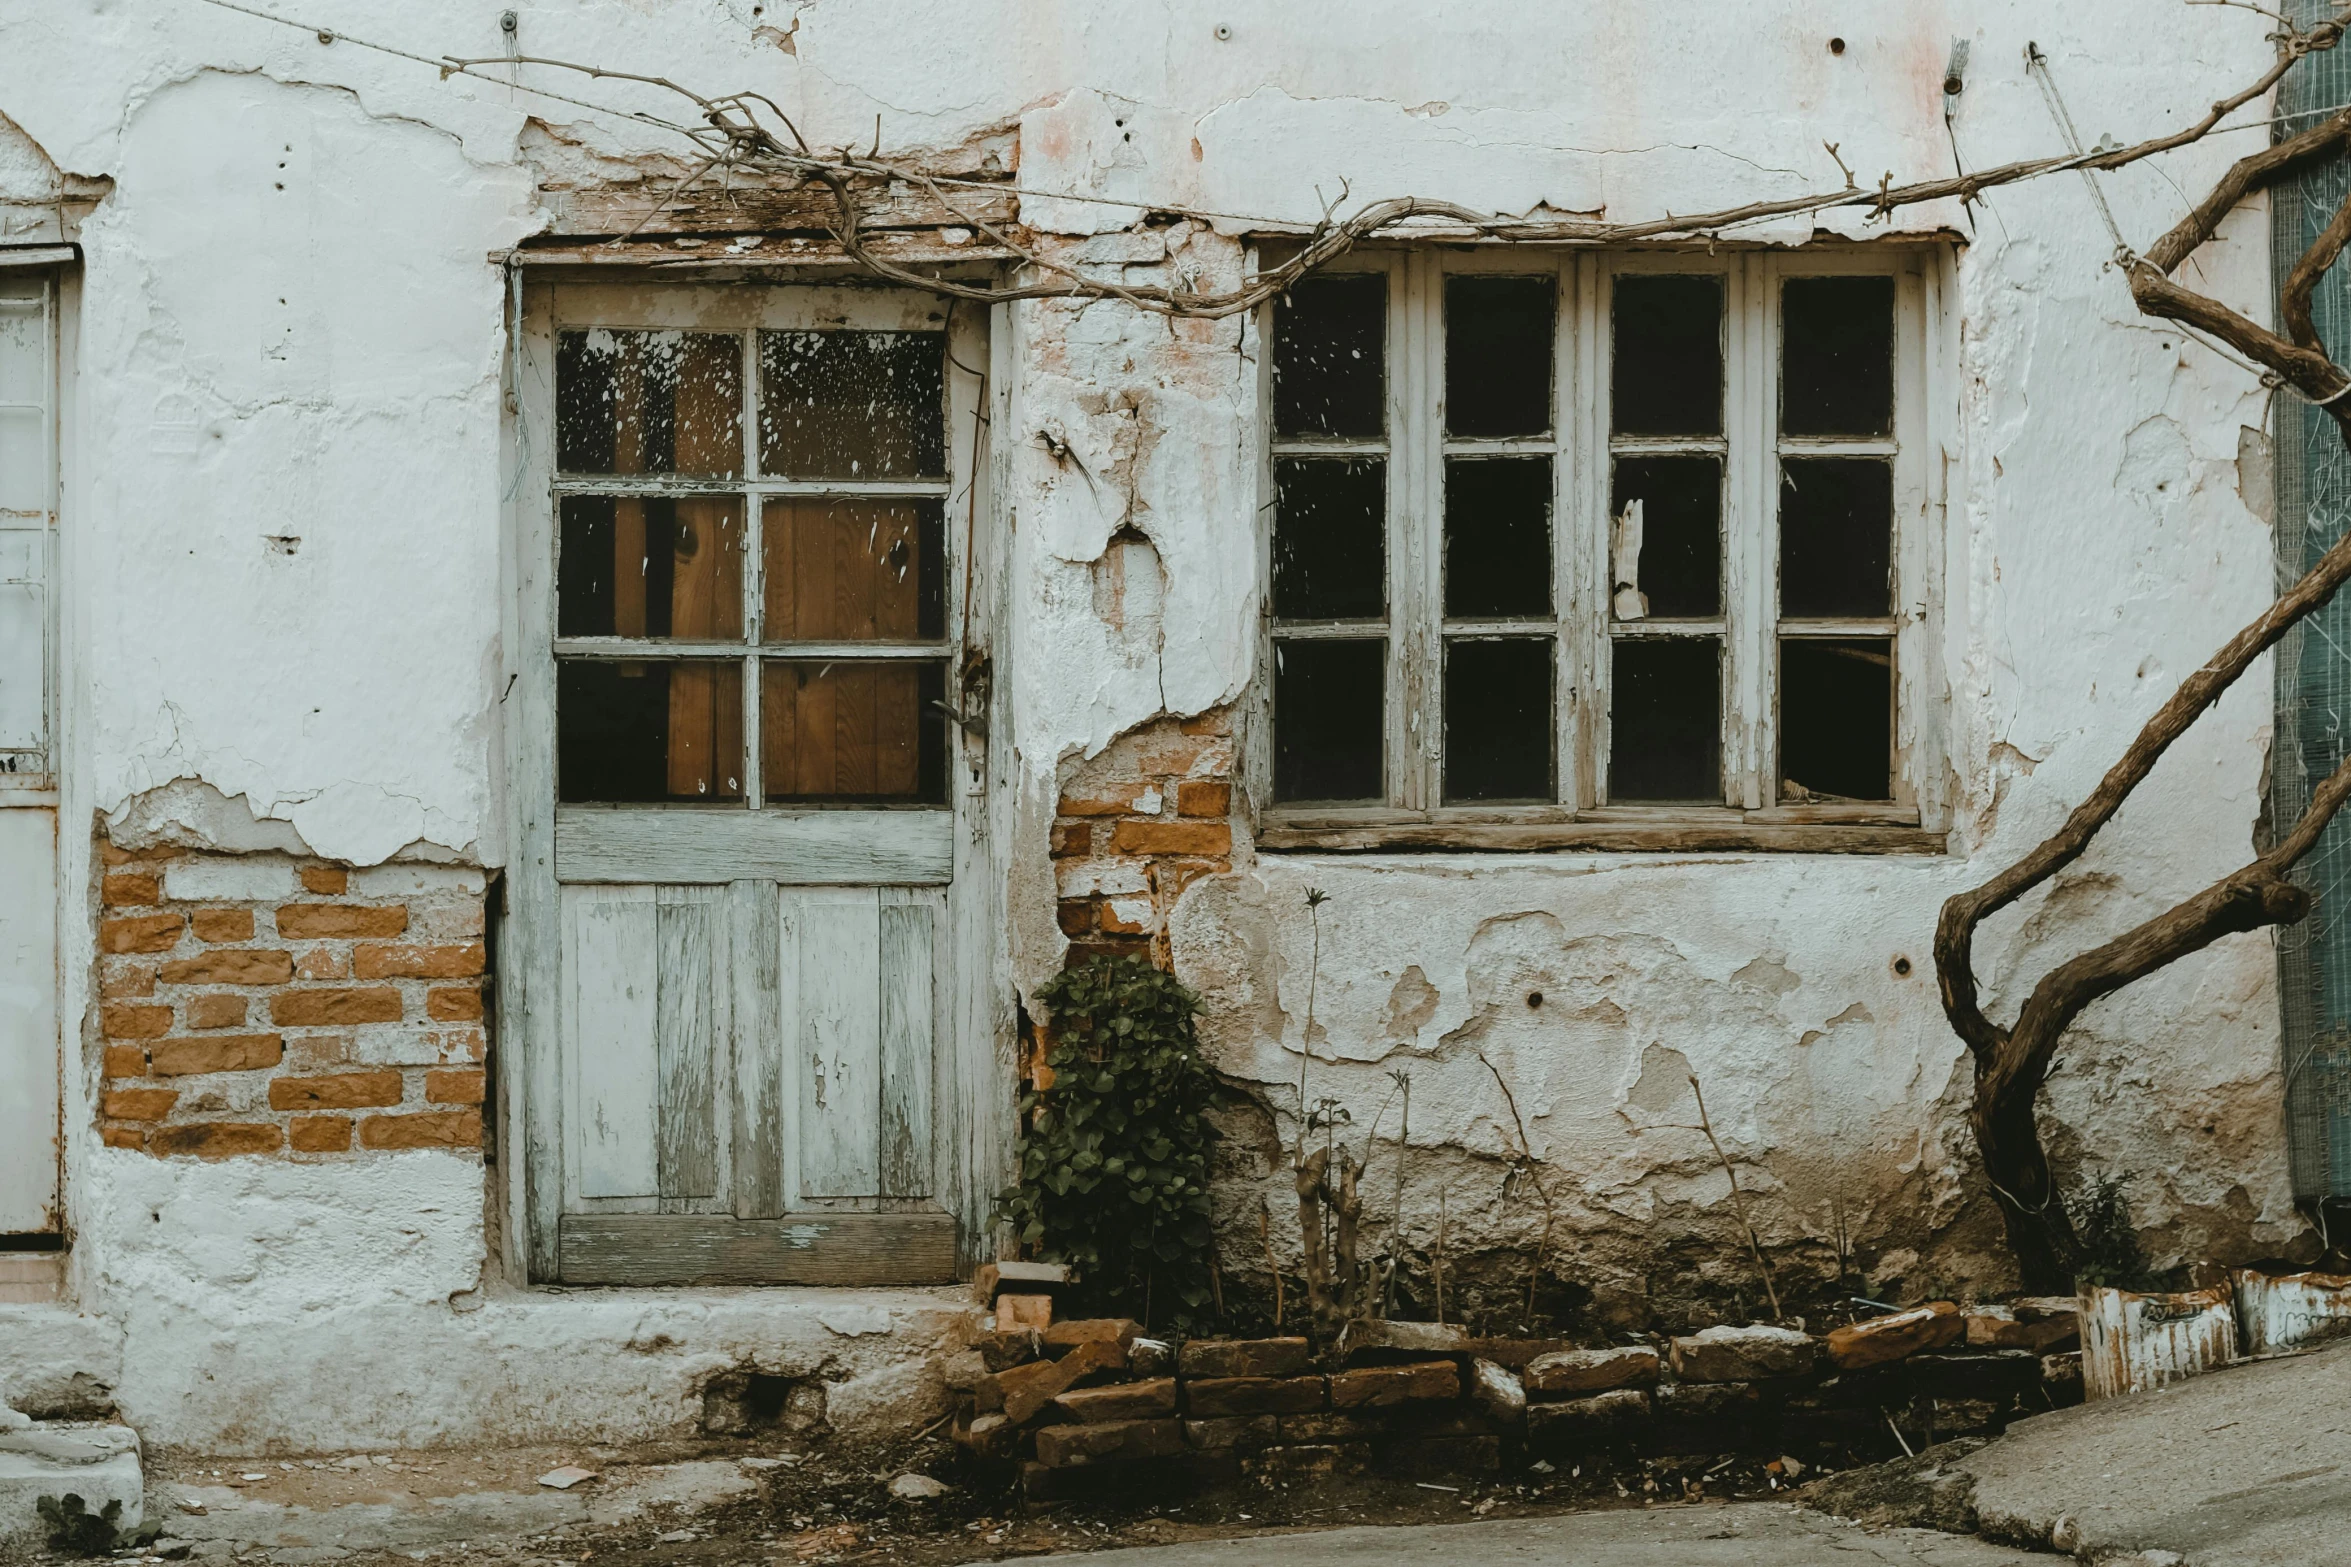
[553,324,952,807]
[1267,253,1924,821]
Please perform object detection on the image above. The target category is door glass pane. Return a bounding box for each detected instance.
[0,580,41,753]
[1782,276,1894,437]
[1273,458,1385,620]
[556,330,743,476]
[1781,638,1893,802]
[1611,274,1723,437]
[558,496,744,639]
[1274,638,1383,802]
[1779,458,1892,617]
[558,659,745,803]
[759,331,946,479]
[1444,639,1552,802]
[1609,456,1720,619]
[1445,276,1553,438]
[1273,274,1385,438]
[763,499,945,641]
[1444,458,1551,617]
[0,301,44,403]
[0,410,42,512]
[1610,639,1720,802]
[762,660,948,803]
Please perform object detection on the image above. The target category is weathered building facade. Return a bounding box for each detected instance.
[0,0,2318,1453]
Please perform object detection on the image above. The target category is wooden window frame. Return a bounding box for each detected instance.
[0,261,62,801]
[1255,245,1951,855]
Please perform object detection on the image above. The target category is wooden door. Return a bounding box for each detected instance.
[508,282,1002,1286]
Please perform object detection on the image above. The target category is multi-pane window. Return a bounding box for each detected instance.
[1264,251,1934,841]
[0,272,52,788]
[551,305,957,809]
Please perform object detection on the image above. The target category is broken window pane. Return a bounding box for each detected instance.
[1274,638,1383,801]
[759,331,945,479]
[1611,274,1723,437]
[1608,456,1720,619]
[557,330,743,476]
[1444,639,1553,802]
[1779,458,1892,617]
[1445,276,1554,438]
[762,660,948,804]
[1444,458,1552,618]
[1273,274,1385,438]
[558,496,744,640]
[1780,638,1892,801]
[1782,276,1894,438]
[1610,639,1721,802]
[762,499,945,642]
[1274,458,1386,620]
[558,659,745,803]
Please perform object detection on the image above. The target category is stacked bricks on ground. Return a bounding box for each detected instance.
[96,844,489,1157]
[1051,711,1234,963]
[945,1286,2091,1499]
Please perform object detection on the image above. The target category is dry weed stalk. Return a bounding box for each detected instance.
[1683,1073,1784,1322]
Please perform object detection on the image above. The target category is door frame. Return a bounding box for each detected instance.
[497,265,1015,1285]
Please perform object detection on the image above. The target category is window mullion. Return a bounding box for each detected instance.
[1390,254,1431,812]
[1728,254,1773,811]
[741,327,765,809]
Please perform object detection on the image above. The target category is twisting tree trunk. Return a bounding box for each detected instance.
[1937,63,2351,1290]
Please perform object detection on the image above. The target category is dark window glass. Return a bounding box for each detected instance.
[1444,458,1551,618]
[762,660,947,804]
[1609,456,1721,619]
[558,496,744,640]
[556,330,742,476]
[1444,639,1553,802]
[1273,275,1385,438]
[1274,638,1383,801]
[759,331,945,479]
[1779,458,1892,617]
[762,499,945,642]
[1610,639,1720,802]
[1445,276,1553,437]
[1780,638,1892,801]
[1274,459,1386,619]
[558,659,744,803]
[1611,274,1723,436]
[1782,276,1894,437]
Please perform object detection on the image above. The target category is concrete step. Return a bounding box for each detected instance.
[0,1417,144,1553]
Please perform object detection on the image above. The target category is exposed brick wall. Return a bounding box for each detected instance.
[1051,709,1236,966]
[95,842,490,1159]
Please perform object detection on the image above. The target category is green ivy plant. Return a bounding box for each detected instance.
[1002,956,1219,1330]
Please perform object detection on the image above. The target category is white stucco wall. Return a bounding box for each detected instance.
[0,0,2309,1447]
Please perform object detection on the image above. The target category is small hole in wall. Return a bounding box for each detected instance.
[742,1374,794,1425]
[1892,955,1912,977]
[1526,990,1543,1008]
[1829,36,1846,54]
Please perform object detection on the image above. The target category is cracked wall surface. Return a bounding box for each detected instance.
[0,0,2313,1444]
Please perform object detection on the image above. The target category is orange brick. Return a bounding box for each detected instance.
[102,1044,147,1079]
[102,1125,146,1150]
[150,1034,283,1076]
[1050,821,1094,858]
[425,1068,485,1106]
[101,842,140,866]
[102,1086,178,1122]
[1134,733,1210,773]
[1176,780,1232,817]
[1059,793,1145,817]
[102,1003,172,1040]
[1057,899,1095,936]
[100,961,159,1000]
[187,993,248,1029]
[1109,820,1232,857]
[160,949,294,986]
[353,943,484,980]
[299,865,349,895]
[1098,901,1152,936]
[359,1110,483,1150]
[276,903,407,939]
[101,913,183,954]
[426,985,483,1022]
[290,1114,352,1152]
[271,987,402,1026]
[147,1122,282,1158]
[191,907,256,943]
[268,1071,403,1111]
[102,872,161,907]
[297,947,351,980]
[1179,710,1233,735]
